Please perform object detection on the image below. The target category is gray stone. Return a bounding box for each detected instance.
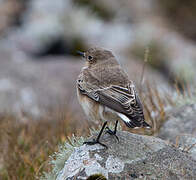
[158,104,196,142]
[57,131,196,179]
[175,134,196,161]
[0,47,84,119]
[158,104,196,163]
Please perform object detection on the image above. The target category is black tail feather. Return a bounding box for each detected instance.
[142,121,151,128]
[122,114,151,129]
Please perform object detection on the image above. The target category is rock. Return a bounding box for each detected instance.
[0,46,85,119]
[11,0,73,55]
[158,104,196,142]
[6,0,134,56]
[175,134,196,161]
[2,0,196,88]
[158,104,196,162]
[57,131,196,179]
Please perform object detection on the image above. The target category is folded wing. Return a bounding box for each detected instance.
[77,79,150,128]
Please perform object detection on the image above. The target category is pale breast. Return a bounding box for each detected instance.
[77,88,101,123]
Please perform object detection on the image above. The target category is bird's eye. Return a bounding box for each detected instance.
[88,56,93,61]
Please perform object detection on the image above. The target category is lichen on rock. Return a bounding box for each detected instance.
[51,131,196,179]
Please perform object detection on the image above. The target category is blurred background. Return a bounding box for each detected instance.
[0,0,196,179]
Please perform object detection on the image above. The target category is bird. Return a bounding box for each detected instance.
[76,47,151,148]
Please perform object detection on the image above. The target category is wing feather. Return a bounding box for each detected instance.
[77,78,150,128]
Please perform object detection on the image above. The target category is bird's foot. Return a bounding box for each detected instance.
[105,127,119,142]
[83,121,108,149]
[83,138,108,149]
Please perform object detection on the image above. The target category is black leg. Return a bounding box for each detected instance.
[83,121,108,148]
[105,120,119,142]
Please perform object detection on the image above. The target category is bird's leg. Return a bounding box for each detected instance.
[83,121,108,148]
[105,120,119,142]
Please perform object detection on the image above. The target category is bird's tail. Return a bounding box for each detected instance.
[142,121,151,129]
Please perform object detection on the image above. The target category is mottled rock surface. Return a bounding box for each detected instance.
[175,134,196,161]
[57,131,196,179]
[158,103,196,163]
[158,104,196,142]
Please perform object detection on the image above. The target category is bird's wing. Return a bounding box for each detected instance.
[77,78,150,128]
[77,75,100,101]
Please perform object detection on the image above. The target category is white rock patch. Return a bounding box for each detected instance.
[56,145,108,179]
[94,153,103,161]
[105,155,124,173]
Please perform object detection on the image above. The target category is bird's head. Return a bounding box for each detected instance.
[78,47,116,67]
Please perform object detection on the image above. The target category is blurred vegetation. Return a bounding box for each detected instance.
[159,0,196,41]
[130,41,187,91]
[131,41,168,70]
[0,106,88,180]
[73,0,115,21]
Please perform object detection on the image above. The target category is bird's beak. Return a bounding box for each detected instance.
[77,51,85,58]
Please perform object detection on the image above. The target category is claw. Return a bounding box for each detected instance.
[83,139,108,149]
[83,121,108,149]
